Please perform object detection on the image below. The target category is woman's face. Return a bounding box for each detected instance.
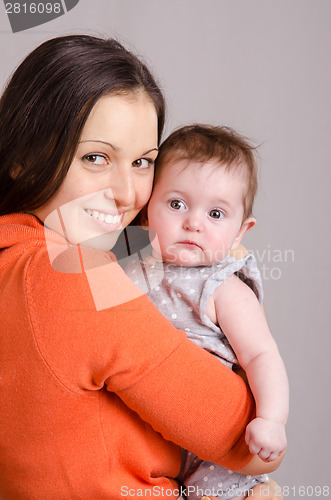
[34,93,158,250]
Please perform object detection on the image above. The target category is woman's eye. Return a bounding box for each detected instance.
[209,209,225,220]
[132,158,154,169]
[169,199,186,210]
[83,154,108,166]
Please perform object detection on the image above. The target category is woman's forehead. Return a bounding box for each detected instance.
[80,93,158,150]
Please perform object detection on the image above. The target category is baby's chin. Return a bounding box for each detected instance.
[163,249,209,267]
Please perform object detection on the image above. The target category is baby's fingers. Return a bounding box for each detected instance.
[247,436,283,462]
[266,450,283,462]
[258,448,272,461]
[248,440,262,456]
[257,447,284,463]
[245,430,263,455]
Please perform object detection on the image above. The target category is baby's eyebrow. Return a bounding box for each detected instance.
[163,190,185,197]
[213,199,232,208]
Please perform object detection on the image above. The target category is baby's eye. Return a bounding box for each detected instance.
[83,154,108,166]
[132,158,154,169]
[169,199,186,210]
[209,209,225,220]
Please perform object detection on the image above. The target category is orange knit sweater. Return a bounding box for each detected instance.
[0,214,254,499]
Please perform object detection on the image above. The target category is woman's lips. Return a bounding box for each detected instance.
[84,209,123,227]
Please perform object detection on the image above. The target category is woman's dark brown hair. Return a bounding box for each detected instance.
[0,35,165,215]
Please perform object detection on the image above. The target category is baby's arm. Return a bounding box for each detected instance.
[210,275,289,462]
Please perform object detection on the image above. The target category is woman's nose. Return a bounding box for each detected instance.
[104,166,135,208]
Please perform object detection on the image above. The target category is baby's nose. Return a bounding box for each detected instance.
[182,213,202,231]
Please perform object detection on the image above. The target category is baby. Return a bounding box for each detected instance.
[126,125,289,500]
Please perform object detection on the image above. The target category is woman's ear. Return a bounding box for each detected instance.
[231,217,256,250]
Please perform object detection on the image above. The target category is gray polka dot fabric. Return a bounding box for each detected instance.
[125,253,269,499]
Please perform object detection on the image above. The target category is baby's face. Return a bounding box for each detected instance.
[147,159,254,266]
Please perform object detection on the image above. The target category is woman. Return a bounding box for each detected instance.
[0,35,283,499]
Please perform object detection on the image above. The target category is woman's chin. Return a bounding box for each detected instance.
[74,230,122,251]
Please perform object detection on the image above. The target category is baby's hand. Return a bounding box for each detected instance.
[245,417,287,462]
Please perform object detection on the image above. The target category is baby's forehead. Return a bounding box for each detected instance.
[155,157,249,212]
[156,156,248,183]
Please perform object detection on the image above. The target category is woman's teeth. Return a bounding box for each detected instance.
[85,209,121,225]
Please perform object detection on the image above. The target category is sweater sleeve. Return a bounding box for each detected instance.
[26,245,255,471]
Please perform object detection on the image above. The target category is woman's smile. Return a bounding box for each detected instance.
[84,209,123,226]
[34,93,158,249]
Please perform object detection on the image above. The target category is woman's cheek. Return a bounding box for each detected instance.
[140,174,154,206]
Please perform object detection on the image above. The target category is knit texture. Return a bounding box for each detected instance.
[0,213,254,499]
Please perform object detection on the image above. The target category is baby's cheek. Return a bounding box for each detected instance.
[148,228,162,254]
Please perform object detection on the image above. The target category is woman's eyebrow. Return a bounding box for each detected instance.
[143,147,159,155]
[79,139,118,150]
[78,141,158,156]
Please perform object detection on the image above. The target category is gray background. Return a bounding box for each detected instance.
[1,0,330,495]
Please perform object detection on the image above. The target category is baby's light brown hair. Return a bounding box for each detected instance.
[155,124,258,219]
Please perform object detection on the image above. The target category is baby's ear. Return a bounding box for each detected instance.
[231,217,256,250]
